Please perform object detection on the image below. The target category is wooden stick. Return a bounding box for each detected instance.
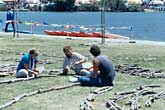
[92,86,111,94]
[0,93,27,110]
[106,100,125,110]
[136,84,161,90]
[115,64,165,79]
[0,83,80,110]
[0,77,35,84]
[86,93,97,102]
[0,64,16,68]
[0,75,58,85]
[80,99,94,110]
[80,86,113,110]
[114,90,136,96]
[145,91,165,107]
[38,60,60,65]
[130,94,141,110]
[44,69,61,75]
[113,95,129,103]
[0,73,10,77]
[87,86,113,101]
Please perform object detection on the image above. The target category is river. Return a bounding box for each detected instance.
[0,12,165,41]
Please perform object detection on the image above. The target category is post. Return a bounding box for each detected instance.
[101,0,105,44]
[13,0,15,38]
[30,21,33,34]
[129,26,136,43]
[15,0,19,38]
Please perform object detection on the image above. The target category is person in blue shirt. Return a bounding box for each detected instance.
[69,45,116,87]
[16,48,39,78]
[4,8,15,33]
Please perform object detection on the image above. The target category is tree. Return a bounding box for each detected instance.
[99,0,127,12]
[66,0,76,11]
[50,0,75,11]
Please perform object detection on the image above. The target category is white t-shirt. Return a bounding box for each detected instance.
[63,52,91,73]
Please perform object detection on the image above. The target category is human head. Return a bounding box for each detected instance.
[90,45,101,57]
[7,7,12,11]
[29,48,38,59]
[63,46,73,58]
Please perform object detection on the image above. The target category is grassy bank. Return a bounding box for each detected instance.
[0,34,165,110]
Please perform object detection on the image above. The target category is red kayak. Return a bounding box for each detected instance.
[92,32,102,38]
[44,30,129,40]
[44,30,68,36]
[78,32,95,37]
[105,34,129,40]
[45,30,95,38]
[69,31,80,37]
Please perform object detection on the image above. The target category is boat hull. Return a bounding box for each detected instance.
[44,30,129,40]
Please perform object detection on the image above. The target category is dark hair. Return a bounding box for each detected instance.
[90,45,101,57]
[63,46,72,52]
[29,48,38,55]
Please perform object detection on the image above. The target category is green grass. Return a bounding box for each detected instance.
[0,35,165,110]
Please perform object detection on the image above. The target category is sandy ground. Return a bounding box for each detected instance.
[1,31,165,46]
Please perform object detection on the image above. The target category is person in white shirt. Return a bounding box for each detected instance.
[62,46,92,75]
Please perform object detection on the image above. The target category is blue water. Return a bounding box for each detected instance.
[0,12,165,41]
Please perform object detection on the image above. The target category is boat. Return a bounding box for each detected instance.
[105,34,129,40]
[92,32,102,38]
[45,30,94,38]
[68,31,80,37]
[77,32,95,37]
[44,30,68,36]
[44,30,129,40]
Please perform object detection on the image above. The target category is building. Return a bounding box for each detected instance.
[75,0,100,6]
[127,0,143,4]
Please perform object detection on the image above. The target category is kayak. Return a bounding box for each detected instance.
[44,30,68,36]
[44,30,129,40]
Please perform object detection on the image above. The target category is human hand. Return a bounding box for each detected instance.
[33,71,39,78]
[74,61,80,65]
[33,68,39,73]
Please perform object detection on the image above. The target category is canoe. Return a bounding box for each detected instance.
[78,32,95,37]
[44,30,129,40]
[105,34,129,40]
[45,31,94,38]
[69,31,80,37]
[44,30,68,36]
[92,32,102,38]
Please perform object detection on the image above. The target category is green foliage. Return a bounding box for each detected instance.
[99,0,128,12]
[76,4,99,11]
[53,0,76,11]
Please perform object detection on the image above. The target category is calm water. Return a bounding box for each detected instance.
[0,12,165,41]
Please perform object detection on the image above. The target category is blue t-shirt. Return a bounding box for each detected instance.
[16,53,38,72]
[96,55,116,80]
[7,10,14,21]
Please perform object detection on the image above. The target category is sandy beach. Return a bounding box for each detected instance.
[1,31,165,46]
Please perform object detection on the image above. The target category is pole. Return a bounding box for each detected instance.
[101,0,105,44]
[15,0,19,38]
[13,0,15,38]
[129,26,136,43]
[30,21,33,34]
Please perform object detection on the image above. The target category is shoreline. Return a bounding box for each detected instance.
[1,32,165,46]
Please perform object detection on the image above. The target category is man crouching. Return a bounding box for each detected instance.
[16,48,39,78]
